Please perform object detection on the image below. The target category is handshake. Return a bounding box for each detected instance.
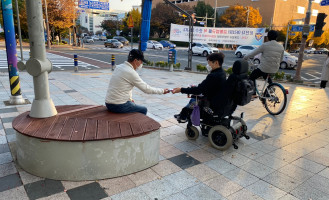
[163,88,181,94]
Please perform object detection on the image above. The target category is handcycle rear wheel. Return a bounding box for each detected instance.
[208,125,233,151]
[185,126,199,140]
[264,83,287,115]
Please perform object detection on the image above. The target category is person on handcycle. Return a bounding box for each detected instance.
[243,30,284,97]
[172,52,226,122]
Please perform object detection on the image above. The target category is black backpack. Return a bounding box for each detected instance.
[233,79,255,106]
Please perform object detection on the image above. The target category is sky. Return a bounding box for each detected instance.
[109,0,142,12]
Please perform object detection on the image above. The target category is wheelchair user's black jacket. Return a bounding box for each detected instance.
[180,67,226,107]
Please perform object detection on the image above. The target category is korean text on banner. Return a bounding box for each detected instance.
[169,24,265,46]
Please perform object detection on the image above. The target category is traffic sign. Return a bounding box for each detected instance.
[78,0,109,10]
[320,0,329,6]
[291,25,315,32]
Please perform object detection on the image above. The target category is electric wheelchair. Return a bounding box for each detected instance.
[182,60,250,151]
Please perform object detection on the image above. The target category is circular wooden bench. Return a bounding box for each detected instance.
[13,105,161,181]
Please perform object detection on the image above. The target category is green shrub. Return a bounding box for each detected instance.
[173,63,181,69]
[155,61,167,68]
[196,64,207,72]
[274,71,285,80]
[225,67,233,75]
[145,60,154,66]
[285,74,292,81]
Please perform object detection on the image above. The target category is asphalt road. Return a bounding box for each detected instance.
[0,40,327,84]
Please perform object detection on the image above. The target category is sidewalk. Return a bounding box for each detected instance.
[0,64,329,199]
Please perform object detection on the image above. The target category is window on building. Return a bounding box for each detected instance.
[314,0,321,3]
[312,9,318,16]
[297,6,305,14]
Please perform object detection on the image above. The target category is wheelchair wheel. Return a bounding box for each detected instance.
[208,125,233,151]
[185,126,199,140]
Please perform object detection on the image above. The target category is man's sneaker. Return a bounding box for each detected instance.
[174,114,187,123]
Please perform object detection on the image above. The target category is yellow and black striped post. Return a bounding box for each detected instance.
[9,72,21,96]
[111,54,115,71]
[74,54,78,72]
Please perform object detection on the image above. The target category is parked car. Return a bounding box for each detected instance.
[113,36,129,45]
[99,36,107,41]
[159,40,176,48]
[83,36,94,43]
[91,36,99,41]
[289,48,299,53]
[146,40,163,49]
[234,45,257,58]
[192,43,219,57]
[305,47,316,54]
[104,39,123,48]
[314,48,329,54]
[253,51,298,69]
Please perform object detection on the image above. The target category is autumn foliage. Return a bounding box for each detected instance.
[219,5,262,28]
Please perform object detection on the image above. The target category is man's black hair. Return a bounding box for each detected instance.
[128,49,147,63]
[268,30,278,41]
[207,52,225,66]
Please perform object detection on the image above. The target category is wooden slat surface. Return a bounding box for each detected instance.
[12,105,161,141]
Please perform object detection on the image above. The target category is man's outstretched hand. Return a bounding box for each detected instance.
[172,88,181,94]
[163,89,171,94]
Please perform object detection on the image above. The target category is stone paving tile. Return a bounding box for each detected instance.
[248,141,278,154]
[185,164,220,182]
[0,117,14,123]
[236,145,266,160]
[204,175,243,197]
[187,148,217,162]
[318,168,329,179]
[66,182,108,200]
[98,176,135,196]
[291,157,326,173]
[303,147,329,166]
[138,178,179,200]
[290,182,329,200]
[39,192,71,200]
[0,173,22,192]
[163,170,199,191]
[278,194,299,200]
[246,180,287,200]
[239,160,276,179]
[0,152,13,165]
[168,153,201,170]
[277,164,314,182]
[254,154,289,170]
[151,160,181,177]
[0,186,29,200]
[0,135,6,145]
[204,158,238,174]
[110,187,150,200]
[227,188,264,200]
[0,162,17,178]
[173,141,200,153]
[164,192,189,200]
[181,183,225,200]
[3,122,12,129]
[268,149,302,163]
[303,174,329,195]
[220,152,252,167]
[24,179,64,200]
[61,180,93,191]
[6,134,16,143]
[127,168,160,186]
[4,128,16,135]
[0,107,18,113]
[222,168,259,187]
[159,144,184,158]
[0,112,19,118]
[262,171,303,193]
[18,170,44,185]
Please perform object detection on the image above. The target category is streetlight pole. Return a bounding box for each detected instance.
[15,0,23,60]
[213,0,217,27]
[44,0,51,49]
[284,22,290,50]
[294,0,312,81]
[246,7,250,27]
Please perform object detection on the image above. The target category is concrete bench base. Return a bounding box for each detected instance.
[16,130,160,181]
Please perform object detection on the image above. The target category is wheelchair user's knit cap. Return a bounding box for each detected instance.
[128,49,147,63]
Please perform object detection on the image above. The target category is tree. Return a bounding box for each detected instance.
[43,0,76,41]
[193,1,214,27]
[101,19,119,36]
[219,5,262,28]
[150,3,192,38]
[121,8,141,37]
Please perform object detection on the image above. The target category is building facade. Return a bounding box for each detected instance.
[152,0,329,29]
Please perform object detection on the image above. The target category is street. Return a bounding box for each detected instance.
[0,40,327,84]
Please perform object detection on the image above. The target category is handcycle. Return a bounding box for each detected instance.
[248,60,288,115]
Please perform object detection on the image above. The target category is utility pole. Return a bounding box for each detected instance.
[294,0,312,81]
[213,0,217,27]
[284,22,290,50]
[15,0,23,60]
[246,7,250,27]
[44,0,51,49]
[17,0,57,117]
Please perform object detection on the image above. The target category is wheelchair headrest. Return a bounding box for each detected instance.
[232,60,249,75]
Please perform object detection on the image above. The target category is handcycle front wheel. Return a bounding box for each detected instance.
[263,83,287,115]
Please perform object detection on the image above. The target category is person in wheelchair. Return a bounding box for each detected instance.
[172,52,226,122]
